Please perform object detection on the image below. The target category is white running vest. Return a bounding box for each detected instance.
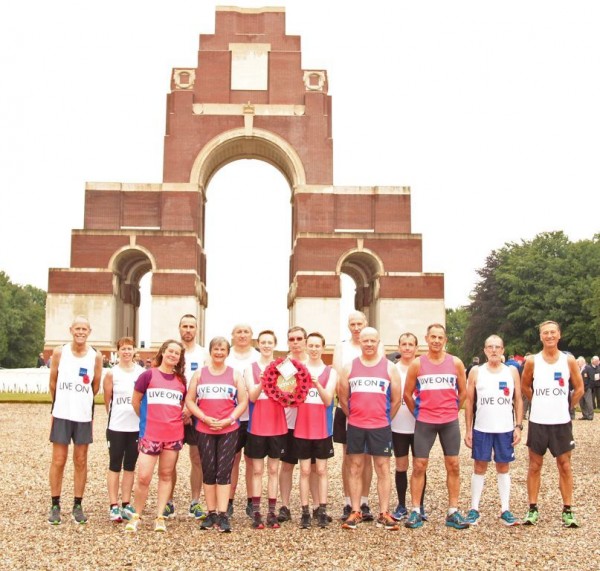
[185,344,207,388]
[391,362,416,434]
[530,352,571,425]
[226,348,258,421]
[52,344,97,422]
[473,364,514,433]
[108,364,144,432]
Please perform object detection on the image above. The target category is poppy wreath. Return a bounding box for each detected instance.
[261,357,311,407]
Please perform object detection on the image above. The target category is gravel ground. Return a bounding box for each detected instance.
[1,403,598,570]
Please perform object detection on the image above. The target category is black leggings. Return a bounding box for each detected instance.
[197,430,239,485]
[107,429,139,472]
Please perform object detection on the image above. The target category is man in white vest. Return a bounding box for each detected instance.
[521,320,583,528]
[48,316,102,525]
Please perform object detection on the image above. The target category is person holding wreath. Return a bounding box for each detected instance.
[244,330,287,529]
[103,336,144,522]
[294,332,337,529]
[186,336,248,533]
[125,340,187,533]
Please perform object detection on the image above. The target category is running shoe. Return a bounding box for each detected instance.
[266,512,280,529]
[72,504,88,525]
[465,509,480,525]
[121,504,135,521]
[48,505,61,525]
[125,513,140,533]
[313,508,332,522]
[391,504,408,521]
[109,506,123,522]
[561,510,580,528]
[162,501,175,519]
[217,513,232,533]
[341,511,362,530]
[404,510,423,529]
[277,505,291,523]
[226,502,234,517]
[499,510,520,526]
[246,501,254,519]
[252,512,265,530]
[154,516,167,532]
[189,501,207,521]
[420,505,428,521]
[317,508,329,529]
[340,504,352,521]
[523,508,539,526]
[300,512,312,529]
[360,503,374,522]
[445,511,469,530]
[199,512,218,530]
[376,512,400,531]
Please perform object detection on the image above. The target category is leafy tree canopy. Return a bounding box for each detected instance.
[0,271,46,368]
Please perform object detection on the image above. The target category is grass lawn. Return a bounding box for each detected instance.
[0,392,105,404]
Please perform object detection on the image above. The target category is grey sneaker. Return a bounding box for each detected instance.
[300,511,311,529]
[277,506,291,523]
[48,505,61,525]
[162,501,175,519]
[72,503,88,524]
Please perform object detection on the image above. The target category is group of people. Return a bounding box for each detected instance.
[47,313,585,534]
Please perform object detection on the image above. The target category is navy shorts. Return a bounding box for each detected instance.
[472,429,515,463]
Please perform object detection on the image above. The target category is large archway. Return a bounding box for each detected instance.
[45,6,444,352]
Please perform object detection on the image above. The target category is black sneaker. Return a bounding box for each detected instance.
[277,506,291,523]
[199,512,218,530]
[313,508,333,522]
[300,512,311,529]
[226,502,234,517]
[340,504,352,521]
[217,513,232,533]
[245,502,253,519]
[317,508,329,528]
[252,512,265,529]
[360,503,374,522]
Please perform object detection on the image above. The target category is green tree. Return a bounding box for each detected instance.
[0,271,46,368]
[445,306,470,362]
[464,232,600,358]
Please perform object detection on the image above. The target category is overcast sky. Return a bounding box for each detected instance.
[1,1,599,346]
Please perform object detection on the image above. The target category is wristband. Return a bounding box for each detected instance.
[515,424,523,430]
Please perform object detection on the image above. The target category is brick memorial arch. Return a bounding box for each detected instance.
[45,6,444,352]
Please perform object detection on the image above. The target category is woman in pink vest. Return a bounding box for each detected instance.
[125,339,187,533]
[186,336,248,533]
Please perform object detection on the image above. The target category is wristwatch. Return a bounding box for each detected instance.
[515,424,524,430]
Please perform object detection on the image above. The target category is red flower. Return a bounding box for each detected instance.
[82,374,90,385]
[262,358,311,407]
[503,387,509,396]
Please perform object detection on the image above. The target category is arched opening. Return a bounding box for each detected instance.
[110,248,153,345]
[339,250,382,331]
[204,159,291,348]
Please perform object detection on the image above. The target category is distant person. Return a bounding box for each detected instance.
[586,355,600,410]
[578,356,594,420]
[466,356,480,378]
[464,335,523,526]
[47,316,102,525]
[37,352,46,368]
[144,358,152,370]
[125,339,187,533]
[521,321,584,528]
[403,323,469,530]
[103,337,144,522]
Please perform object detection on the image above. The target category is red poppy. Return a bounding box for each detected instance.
[82,374,90,384]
